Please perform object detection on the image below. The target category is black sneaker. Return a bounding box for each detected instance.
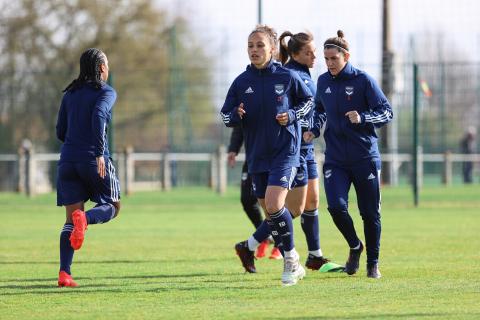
[367,264,382,279]
[344,240,364,275]
[305,254,330,271]
[234,241,256,273]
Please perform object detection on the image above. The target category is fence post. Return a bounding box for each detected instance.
[22,140,36,197]
[17,147,26,193]
[162,152,171,191]
[442,151,452,185]
[417,146,423,189]
[391,153,400,186]
[217,145,227,195]
[124,146,134,195]
[315,149,324,184]
[210,152,218,190]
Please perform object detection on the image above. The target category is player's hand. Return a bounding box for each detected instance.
[303,131,315,143]
[237,103,246,119]
[96,156,106,179]
[345,110,361,124]
[227,152,237,168]
[276,112,289,126]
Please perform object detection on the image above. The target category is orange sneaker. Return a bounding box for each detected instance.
[256,240,270,258]
[58,271,78,287]
[70,209,87,250]
[269,247,283,260]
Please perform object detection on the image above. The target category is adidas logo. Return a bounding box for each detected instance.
[245,87,254,94]
[325,87,331,94]
[280,176,288,182]
[367,173,375,180]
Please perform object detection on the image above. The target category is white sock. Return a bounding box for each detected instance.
[309,249,323,257]
[284,248,298,259]
[247,236,260,251]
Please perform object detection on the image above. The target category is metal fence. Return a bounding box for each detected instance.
[1,143,479,195]
[1,62,479,192]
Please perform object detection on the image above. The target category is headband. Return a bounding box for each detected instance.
[324,43,349,52]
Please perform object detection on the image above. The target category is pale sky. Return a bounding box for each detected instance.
[155,0,480,105]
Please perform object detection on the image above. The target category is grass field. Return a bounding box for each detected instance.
[0,185,479,319]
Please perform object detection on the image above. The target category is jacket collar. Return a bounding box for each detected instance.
[247,59,279,74]
[329,62,355,80]
[285,59,310,76]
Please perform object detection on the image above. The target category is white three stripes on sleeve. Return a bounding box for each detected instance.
[364,110,393,123]
[295,99,313,119]
[220,112,231,124]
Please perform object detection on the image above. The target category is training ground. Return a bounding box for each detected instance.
[0,186,479,319]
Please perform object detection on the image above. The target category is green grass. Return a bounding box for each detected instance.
[0,185,479,319]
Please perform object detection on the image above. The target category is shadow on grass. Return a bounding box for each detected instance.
[0,272,214,283]
[0,271,274,296]
[0,259,165,265]
[282,313,480,319]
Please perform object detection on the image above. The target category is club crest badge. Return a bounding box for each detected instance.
[345,86,354,100]
[274,84,284,95]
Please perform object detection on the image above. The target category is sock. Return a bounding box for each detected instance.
[266,219,284,256]
[270,207,295,252]
[252,220,271,243]
[86,204,116,225]
[301,209,320,254]
[59,223,74,274]
[247,236,260,251]
[351,242,361,250]
[284,247,298,259]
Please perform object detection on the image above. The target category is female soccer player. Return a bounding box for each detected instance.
[240,31,331,271]
[306,30,393,278]
[56,48,121,287]
[221,25,312,286]
[279,30,330,271]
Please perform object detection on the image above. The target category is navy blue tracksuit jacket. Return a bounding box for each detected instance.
[312,62,392,164]
[56,83,117,163]
[284,59,316,148]
[220,60,312,174]
[312,62,393,266]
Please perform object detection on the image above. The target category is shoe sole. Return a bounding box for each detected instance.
[282,266,306,287]
[70,210,87,250]
[269,255,283,260]
[58,281,78,287]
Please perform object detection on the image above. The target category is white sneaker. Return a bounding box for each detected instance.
[281,254,306,286]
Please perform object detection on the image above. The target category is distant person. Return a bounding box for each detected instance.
[227,126,281,259]
[306,30,393,279]
[221,25,313,286]
[55,48,121,287]
[460,126,477,184]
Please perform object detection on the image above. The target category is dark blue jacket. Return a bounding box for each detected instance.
[56,83,117,162]
[312,62,392,165]
[284,59,316,148]
[220,60,312,173]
